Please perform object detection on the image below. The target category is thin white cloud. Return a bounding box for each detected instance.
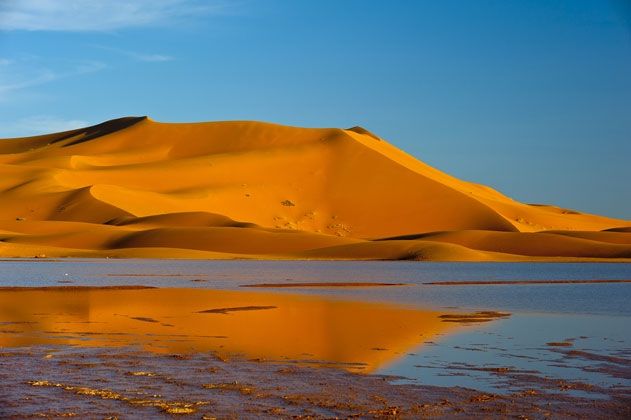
[0,0,228,32]
[0,115,89,138]
[133,53,173,63]
[0,58,105,99]
[93,45,174,62]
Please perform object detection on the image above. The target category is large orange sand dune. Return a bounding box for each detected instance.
[0,116,629,260]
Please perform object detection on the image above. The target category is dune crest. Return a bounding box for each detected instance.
[0,117,629,260]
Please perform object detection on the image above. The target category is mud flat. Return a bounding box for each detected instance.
[1,346,629,419]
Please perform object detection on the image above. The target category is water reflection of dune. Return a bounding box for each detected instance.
[0,287,457,372]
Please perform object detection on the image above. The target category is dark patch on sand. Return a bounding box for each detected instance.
[439,311,511,323]
[241,282,406,288]
[197,306,277,315]
[560,349,631,365]
[130,317,160,324]
[547,341,573,347]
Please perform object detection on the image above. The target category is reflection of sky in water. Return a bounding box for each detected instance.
[382,313,630,397]
[1,259,629,394]
[1,260,630,315]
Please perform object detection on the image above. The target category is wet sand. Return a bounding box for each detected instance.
[2,346,629,419]
[241,282,407,288]
[438,311,511,323]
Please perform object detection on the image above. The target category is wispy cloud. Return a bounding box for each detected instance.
[0,0,229,32]
[0,57,105,99]
[129,53,174,63]
[0,115,89,138]
[93,45,174,63]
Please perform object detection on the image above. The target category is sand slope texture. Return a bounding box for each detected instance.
[1,116,629,261]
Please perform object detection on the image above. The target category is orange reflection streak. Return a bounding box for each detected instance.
[0,287,457,372]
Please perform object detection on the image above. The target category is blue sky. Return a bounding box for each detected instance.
[1,0,630,218]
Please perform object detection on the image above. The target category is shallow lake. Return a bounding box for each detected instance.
[1,259,630,397]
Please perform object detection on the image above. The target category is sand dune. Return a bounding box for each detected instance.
[0,116,629,260]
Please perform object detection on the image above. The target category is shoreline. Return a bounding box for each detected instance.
[1,255,631,263]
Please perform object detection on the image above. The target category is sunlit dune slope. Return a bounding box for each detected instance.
[0,116,629,260]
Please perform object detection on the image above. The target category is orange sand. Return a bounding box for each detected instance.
[0,116,629,261]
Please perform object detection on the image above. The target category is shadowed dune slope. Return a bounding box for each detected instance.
[0,117,629,260]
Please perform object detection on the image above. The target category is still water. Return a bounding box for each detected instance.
[1,259,630,396]
[2,259,630,314]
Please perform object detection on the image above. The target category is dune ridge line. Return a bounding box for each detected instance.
[1,117,629,261]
